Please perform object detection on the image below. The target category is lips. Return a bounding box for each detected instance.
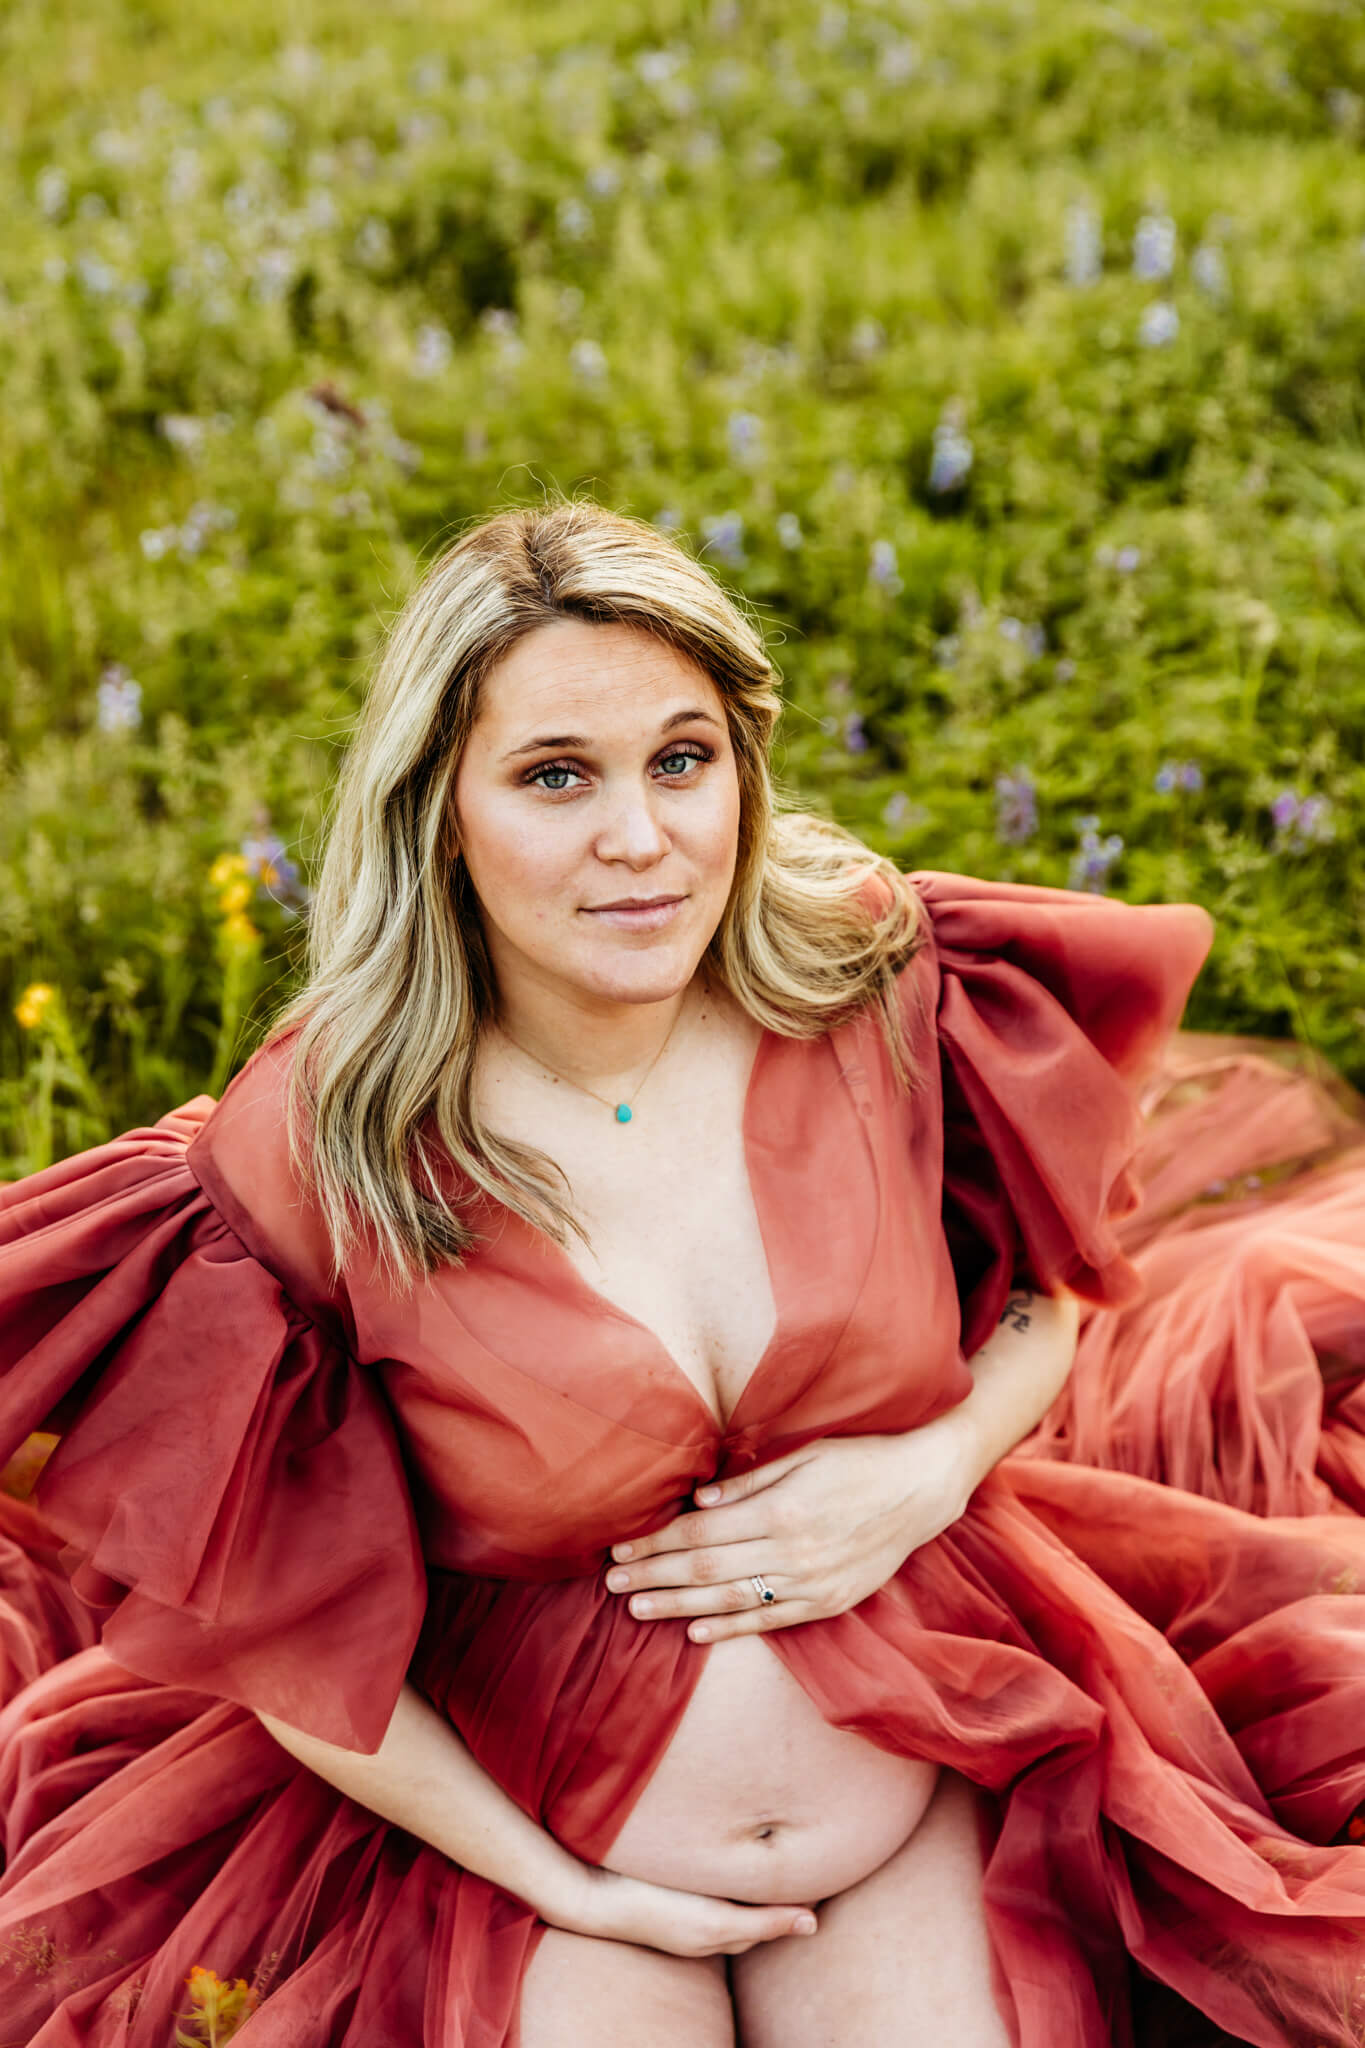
[587,895,683,912]
[582,895,687,931]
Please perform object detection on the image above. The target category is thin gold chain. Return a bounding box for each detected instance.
[495,990,692,1120]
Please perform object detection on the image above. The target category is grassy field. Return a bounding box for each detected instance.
[3,0,1365,1171]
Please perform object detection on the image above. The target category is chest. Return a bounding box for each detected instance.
[484,1019,777,1431]
[552,1094,778,1430]
[365,1010,976,1571]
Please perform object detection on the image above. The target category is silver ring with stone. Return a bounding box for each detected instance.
[750,1574,777,1605]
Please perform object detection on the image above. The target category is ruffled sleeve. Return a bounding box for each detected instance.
[0,1093,426,1753]
[907,870,1215,1357]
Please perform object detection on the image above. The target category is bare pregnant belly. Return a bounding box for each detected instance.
[599,1636,939,1904]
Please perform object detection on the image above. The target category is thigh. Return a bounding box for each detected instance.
[730,1768,1012,2048]
[517,1926,735,2048]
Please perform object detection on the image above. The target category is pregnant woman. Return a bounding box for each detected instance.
[3,499,1365,2046]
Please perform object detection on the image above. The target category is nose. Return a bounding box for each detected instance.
[594,779,671,869]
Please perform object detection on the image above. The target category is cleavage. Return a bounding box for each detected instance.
[556,1123,779,1429]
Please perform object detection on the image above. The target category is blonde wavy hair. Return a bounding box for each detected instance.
[271,497,927,1293]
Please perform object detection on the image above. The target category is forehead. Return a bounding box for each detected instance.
[475,619,722,734]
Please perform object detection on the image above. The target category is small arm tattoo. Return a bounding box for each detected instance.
[999,1287,1036,1333]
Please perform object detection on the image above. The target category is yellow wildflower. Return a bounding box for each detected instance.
[217,878,253,915]
[175,1963,260,2044]
[220,911,259,949]
[14,983,56,1031]
[208,852,249,889]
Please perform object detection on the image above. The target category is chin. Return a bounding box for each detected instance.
[570,943,707,1008]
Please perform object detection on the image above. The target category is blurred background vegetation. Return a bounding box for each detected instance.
[3,0,1364,1170]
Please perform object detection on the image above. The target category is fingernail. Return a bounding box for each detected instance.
[613,1543,633,1561]
[690,1623,711,1642]
[632,1597,655,1618]
[795,1915,816,1935]
[695,1486,720,1505]
[605,1570,629,1592]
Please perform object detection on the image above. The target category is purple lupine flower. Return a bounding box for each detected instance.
[1139,301,1179,347]
[1155,758,1203,795]
[1067,814,1123,893]
[1271,791,1334,849]
[242,831,305,905]
[700,510,747,569]
[995,770,1038,846]
[726,410,764,467]
[843,712,869,753]
[412,322,453,376]
[1133,211,1177,281]
[869,538,902,592]
[96,663,142,734]
[928,418,973,494]
[998,617,1046,660]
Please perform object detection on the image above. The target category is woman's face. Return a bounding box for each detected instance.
[452,618,743,1012]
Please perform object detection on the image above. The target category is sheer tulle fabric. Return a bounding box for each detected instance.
[0,873,1363,2046]
[0,1110,426,1752]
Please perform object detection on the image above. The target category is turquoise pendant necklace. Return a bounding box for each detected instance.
[496,995,689,1127]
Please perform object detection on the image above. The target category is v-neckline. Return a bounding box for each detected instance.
[532,1021,782,1441]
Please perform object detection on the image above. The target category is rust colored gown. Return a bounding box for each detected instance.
[2,869,1365,2047]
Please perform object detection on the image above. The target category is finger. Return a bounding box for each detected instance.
[623,1574,796,1623]
[611,1497,769,1563]
[606,1539,779,1597]
[686,1598,818,1643]
[693,1449,812,1508]
[717,1905,818,1952]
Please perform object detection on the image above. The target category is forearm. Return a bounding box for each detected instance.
[259,1683,822,1957]
[257,1681,587,1922]
[935,1280,1080,1484]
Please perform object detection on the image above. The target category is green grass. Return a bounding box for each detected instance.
[4,0,1365,1169]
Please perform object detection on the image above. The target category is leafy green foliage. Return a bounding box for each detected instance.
[3,0,1364,1165]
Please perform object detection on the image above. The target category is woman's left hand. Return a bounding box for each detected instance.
[603,1416,983,1641]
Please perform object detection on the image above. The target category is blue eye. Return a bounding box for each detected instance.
[522,742,714,793]
[655,744,712,777]
[526,761,586,791]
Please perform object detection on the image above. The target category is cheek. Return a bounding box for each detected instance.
[458,792,578,918]
[685,771,742,884]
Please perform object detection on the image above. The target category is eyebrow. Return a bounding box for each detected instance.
[500,707,724,762]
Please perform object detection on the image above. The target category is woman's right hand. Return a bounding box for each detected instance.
[555,1864,818,1957]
